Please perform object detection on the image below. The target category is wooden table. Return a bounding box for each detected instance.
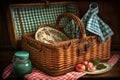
[0,49,120,80]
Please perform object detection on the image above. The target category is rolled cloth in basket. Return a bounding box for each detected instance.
[81,2,114,42]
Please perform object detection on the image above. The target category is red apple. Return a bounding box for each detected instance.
[82,61,89,66]
[87,62,94,67]
[76,64,86,72]
[88,65,96,72]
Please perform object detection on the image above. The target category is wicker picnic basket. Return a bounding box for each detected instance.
[22,13,111,76]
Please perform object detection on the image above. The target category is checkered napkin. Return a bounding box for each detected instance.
[2,54,120,80]
[108,54,120,66]
[2,64,13,79]
[81,2,114,42]
[24,69,86,80]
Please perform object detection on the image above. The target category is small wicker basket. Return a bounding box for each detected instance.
[22,13,111,76]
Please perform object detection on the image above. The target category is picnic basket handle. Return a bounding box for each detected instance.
[55,13,86,39]
[55,13,95,54]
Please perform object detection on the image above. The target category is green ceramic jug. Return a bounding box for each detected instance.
[13,51,32,77]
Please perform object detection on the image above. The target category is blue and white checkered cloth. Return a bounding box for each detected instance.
[81,2,114,42]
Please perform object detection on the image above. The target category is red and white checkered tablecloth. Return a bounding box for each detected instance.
[25,68,86,80]
[108,54,120,66]
[2,54,120,80]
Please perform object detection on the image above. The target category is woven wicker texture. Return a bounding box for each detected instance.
[22,13,111,76]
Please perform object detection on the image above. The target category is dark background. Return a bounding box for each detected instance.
[0,0,120,79]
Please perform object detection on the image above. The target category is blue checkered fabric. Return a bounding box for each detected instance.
[64,20,80,38]
[12,2,77,40]
[81,2,114,42]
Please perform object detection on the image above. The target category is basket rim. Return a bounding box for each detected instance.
[22,33,99,49]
